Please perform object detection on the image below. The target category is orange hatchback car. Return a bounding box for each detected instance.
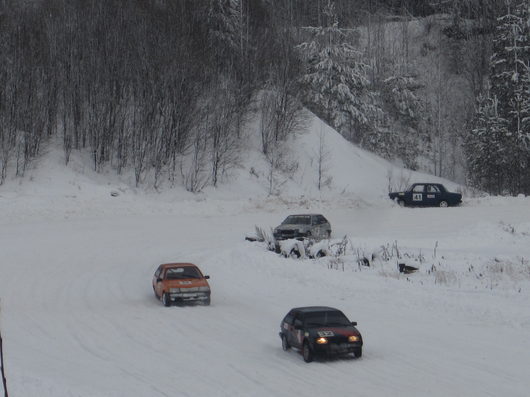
[152,263,211,306]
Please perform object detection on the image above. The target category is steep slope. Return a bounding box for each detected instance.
[0,110,460,224]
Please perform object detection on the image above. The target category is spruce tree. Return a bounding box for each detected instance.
[467,0,530,194]
[297,0,381,144]
[466,96,511,194]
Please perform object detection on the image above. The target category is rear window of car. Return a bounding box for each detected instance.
[282,215,311,225]
[303,311,350,327]
[165,267,201,279]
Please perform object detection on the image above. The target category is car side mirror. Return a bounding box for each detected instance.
[204,275,210,279]
[351,321,357,326]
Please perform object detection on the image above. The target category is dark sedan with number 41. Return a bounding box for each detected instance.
[389,183,462,207]
[279,306,363,362]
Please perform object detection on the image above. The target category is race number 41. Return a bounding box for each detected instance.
[413,193,422,201]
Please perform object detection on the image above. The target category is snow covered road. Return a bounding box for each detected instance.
[2,199,530,396]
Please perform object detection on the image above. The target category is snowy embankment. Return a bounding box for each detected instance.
[1,112,529,396]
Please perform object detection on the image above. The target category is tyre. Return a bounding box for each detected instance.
[398,200,405,207]
[203,297,211,306]
[439,200,448,208]
[326,230,331,239]
[281,334,290,351]
[290,248,301,258]
[353,347,362,358]
[162,292,171,307]
[314,250,325,258]
[302,341,314,363]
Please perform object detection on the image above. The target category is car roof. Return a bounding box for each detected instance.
[160,263,198,268]
[413,182,443,186]
[287,214,324,217]
[291,306,341,313]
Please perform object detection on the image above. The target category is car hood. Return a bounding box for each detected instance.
[308,326,361,338]
[276,224,308,231]
[163,278,209,289]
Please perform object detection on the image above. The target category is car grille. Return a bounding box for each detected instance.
[329,335,349,344]
[182,287,199,292]
[275,230,299,239]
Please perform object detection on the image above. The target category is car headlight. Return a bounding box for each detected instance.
[169,288,180,293]
[348,335,360,342]
[316,337,328,344]
[198,286,210,292]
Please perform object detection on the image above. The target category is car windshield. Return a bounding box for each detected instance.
[165,267,201,279]
[304,311,351,327]
[282,215,311,225]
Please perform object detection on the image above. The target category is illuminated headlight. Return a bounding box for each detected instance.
[169,288,181,293]
[348,335,360,342]
[316,337,328,345]
[198,286,210,292]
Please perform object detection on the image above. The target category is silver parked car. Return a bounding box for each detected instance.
[273,214,331,241]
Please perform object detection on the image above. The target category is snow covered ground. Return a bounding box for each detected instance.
[1,115,530,396]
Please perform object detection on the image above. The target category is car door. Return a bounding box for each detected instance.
[310,216,322,238]
[282,310,295,343]
[290,312,305,348]
[410,184,426,206]
[424,184,441,206]
[154,266,164,296]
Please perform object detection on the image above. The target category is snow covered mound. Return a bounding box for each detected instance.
[218,109,462,201]
[0,110,462,224]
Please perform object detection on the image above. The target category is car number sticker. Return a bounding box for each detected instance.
[413,193,422,201]
[317,331,334,337]
[179,281,192,285]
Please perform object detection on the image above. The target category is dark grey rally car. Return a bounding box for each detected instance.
[279,306,363,362]
[273,214,331,241]
[389,183,462,207]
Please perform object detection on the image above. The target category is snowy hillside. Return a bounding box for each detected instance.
[1,113,530,397]
[0,110,460,224]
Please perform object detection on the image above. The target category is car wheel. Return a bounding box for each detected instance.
[162,292,171,307]
[439,200,448,208]
[326,230,331,239]
[398,200,405,207]
[203,297,211,306]
[302,341,313,363]
[289,248,301,258]
[353,347,362,358]
[314,249,326,258]
[281,334,290,351]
